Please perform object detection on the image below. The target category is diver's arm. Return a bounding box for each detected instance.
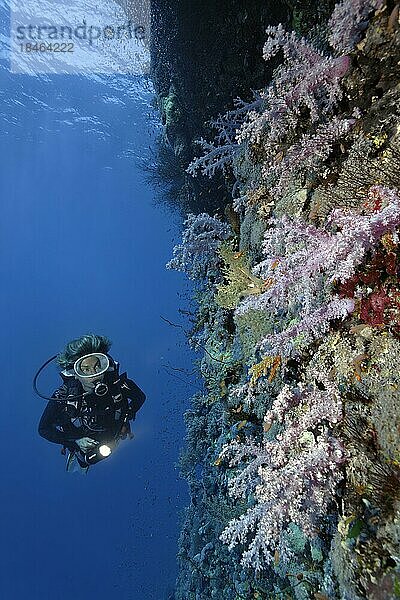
[38,400,83,446]
[123,377,146,420]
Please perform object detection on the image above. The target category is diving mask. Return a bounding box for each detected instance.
[73,353,110,395]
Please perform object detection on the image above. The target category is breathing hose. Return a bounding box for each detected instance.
[33,354,85,401]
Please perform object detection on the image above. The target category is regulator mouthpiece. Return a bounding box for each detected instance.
[93,381,108,396]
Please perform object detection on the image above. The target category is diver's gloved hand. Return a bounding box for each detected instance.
[75,437,98,452]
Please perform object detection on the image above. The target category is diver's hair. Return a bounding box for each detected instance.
[56,334,112,369]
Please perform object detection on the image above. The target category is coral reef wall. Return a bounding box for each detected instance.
[149,0,336,213]
[165,1,400,598]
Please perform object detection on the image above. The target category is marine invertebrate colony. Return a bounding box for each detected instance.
[166,212,232,280]
[187,24,351,187]
[219,380,344,571]
[328,0,384,53]
[236,186,400,356]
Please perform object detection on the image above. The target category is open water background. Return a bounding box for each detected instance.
[0,1,194,598]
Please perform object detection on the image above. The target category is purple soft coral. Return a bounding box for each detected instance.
[220,379,345,570]
[328,0,384,53]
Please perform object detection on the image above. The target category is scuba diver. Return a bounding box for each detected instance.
[36,334,146,472]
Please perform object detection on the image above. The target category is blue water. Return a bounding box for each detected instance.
[0,13,194,600]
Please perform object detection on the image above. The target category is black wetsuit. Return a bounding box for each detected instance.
[38,368,145,453]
